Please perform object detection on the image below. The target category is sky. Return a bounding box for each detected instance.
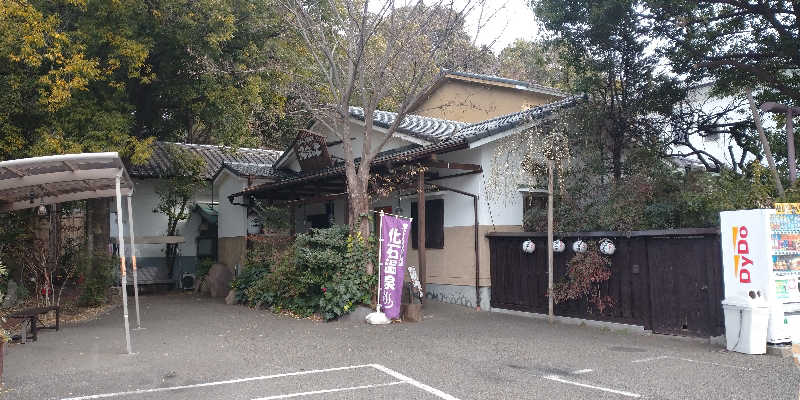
[466,0,540,53]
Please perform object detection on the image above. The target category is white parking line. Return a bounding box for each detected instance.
[543,375,641,398]
[631,355,752,370]
[631,355,669,363]
[59,364,460,400]
[371,364,462,400]
[60,365,375,400]
[572,369,593,375]
[250,381,405,399]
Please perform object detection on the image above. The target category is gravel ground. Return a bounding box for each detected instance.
[3,292,798,400]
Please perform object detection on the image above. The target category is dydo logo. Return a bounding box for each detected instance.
[732,226,752,283]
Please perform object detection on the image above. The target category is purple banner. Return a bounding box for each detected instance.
[379,213,412,319]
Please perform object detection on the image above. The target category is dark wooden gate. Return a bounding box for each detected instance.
[487,229,724,337]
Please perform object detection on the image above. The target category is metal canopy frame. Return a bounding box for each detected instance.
[0,152,141,354]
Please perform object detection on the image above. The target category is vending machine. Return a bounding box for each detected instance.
[720,206,800,345]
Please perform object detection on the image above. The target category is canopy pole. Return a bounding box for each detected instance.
[127,194,142,330]
[115,174,133,354]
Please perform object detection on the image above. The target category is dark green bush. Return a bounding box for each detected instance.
[234,225,376,320]
[524,160,778,232]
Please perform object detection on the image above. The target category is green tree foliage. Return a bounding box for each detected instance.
[496,39,571,89]
[531,0,685,180]
[650,1,799,105]
[0,0,306,163]
[649,1,800,186]
[130,0,308,148]
[0,0,154,162]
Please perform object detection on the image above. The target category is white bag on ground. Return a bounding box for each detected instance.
[366,311,391,325]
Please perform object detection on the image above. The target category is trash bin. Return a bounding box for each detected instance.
[722,295,770,354]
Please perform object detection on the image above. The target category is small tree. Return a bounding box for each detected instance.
[285,0,489,273]
[156,144,206,276]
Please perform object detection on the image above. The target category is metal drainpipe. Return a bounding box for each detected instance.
[432,184,481,311]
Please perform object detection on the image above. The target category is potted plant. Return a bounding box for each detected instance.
[401,267,424,322]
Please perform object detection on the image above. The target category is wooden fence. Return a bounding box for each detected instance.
[487,229,724,337]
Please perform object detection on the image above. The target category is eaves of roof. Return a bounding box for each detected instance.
[443,70,571,98]
[128,142,282,180]
[456,94,586,144]
[230,139,468,200]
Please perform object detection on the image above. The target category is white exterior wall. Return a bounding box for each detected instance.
[322,121,411,164]
[111,178,212,258]
[215,171,248,238]
[291,143,524,232]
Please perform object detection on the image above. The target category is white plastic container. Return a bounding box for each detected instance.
[767,305,792,345]
[786,312,800,343]
[722,297,770,354]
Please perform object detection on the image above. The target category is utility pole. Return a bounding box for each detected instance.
[761,101,800,185]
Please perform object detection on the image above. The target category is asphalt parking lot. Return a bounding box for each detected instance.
[3,293,799,399]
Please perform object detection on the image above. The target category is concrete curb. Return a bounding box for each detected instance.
[489,307,649,335]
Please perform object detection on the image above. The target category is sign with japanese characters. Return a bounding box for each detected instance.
[295,131,331,171]
[378,213,412,319]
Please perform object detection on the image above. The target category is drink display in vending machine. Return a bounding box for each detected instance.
[721,206,800,350]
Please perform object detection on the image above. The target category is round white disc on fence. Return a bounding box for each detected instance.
[522,240,535,253]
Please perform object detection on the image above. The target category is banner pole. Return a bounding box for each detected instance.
[376,211,384,313]
[115,174,133,354]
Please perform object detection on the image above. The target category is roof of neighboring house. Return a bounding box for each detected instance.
[349,106,467,143]
[407,70,571,114]
[442,70,571,98]
[127,142,283,180]
[347,94,584,144]
[455,94,585,143]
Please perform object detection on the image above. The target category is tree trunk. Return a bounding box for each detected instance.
[84,199,111,277]
[346,166,373,274]
[86,198,110,275]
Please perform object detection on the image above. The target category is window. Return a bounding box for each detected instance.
[306,214,330,229]
[410,199,444,249]
[522,192,547,216]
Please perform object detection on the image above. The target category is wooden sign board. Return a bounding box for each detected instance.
[296,132,332,171]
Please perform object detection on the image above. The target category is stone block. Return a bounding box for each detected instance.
[206,263,233,298]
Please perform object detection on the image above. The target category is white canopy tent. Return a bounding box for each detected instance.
[0,152,141,354]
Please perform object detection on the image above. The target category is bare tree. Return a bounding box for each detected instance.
[285,0,488,272]
[664,88,762,174]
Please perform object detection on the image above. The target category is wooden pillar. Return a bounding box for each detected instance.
[289,205,296,237]
[417,172,426,300]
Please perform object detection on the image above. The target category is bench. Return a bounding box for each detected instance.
[1,317,30,344]
[8,306,59,342]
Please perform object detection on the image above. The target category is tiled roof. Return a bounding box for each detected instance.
[233,97,585,199]
[128,142,282,179]
[349,107,467,143]
[347,95,584,145]
[220,161,276,178]
[443,70,571,98]
[455,95,585,142]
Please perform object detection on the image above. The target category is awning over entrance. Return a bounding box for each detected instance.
[195,203,219,224]
[0,152,133,211]
[0,152,140,355]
